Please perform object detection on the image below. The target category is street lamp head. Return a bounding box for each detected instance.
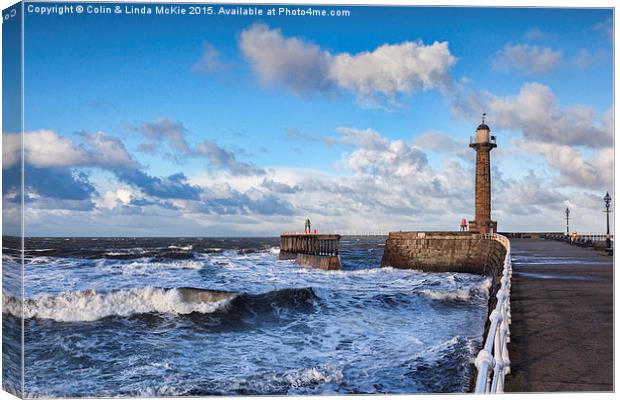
[604,191,612,207]
[565,207,570,217]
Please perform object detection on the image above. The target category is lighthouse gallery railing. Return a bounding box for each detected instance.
[474,233,512,393]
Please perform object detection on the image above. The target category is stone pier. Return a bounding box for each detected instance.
[380,231,506,276]
[279,233,341,270]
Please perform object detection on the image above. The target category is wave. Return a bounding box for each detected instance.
[419,278,491,302]
[403,335,478,393]
[420,288,473,301]
[103,248,150,257]
[168,245,193,251]
[23,245,279,263]
[118,259,204,271]
[3,287,235,322]
[106,250,196,260]
[267,246,280,255]
[22,248,197,261]
[2,287,317,323]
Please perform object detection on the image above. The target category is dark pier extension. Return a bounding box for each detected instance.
[279,233,341,270]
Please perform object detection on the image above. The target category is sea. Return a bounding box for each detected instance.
[2,236,491,397]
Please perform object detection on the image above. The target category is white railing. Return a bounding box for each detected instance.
[574,233,613,242]
[474,233,512,393]
[544,232,614,240]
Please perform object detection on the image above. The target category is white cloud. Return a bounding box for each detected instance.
[573,48,608,70]
[2,130,138,170]
[495,171,564,215]
[194,139,266,176]
[98,188,134,210]
[461,82,612,148]
[1,133,22,169]
[186,127,474,233]
[192,43,229,74]
[13,123,613,234]
[452,81,613,191]
[239,23,456,106]
[328,40,455,101]
[594,18,613,40]
[568,191,613,211]
[3,130,87,169]
[79,132,139,170]
[239,23,332,94]
[523,28,550,41]
[574,48,594,70]
[515,140,612,189]
[492,43,562,75]
[333,127,429,178]
[136,118,192,154]
[133,118,266,176]
[411,131,464,153]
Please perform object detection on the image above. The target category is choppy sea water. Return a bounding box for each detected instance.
[3,237,490,397]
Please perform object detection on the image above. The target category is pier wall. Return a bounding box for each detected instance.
[294,254,340,270]
[380,231,506,276]
[279,233,341,270]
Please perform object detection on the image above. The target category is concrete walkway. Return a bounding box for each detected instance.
[504,239,613,392]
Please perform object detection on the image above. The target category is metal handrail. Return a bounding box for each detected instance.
[543,233,614,242]
[474,233,512,393]
[281,231,390,236]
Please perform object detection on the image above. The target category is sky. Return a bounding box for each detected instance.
[1,2,614,236]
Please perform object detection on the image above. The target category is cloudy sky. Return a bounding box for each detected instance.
[2,4,614,236]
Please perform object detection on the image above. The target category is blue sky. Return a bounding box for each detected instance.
[2,2,614,236]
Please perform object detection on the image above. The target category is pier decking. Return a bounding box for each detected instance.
[505,238,613,392]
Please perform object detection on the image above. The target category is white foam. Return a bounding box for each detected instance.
[479,277,492,293]
[102,259,205,274]
[420,277,491,302]
[411,335,468,361]
[130,259,203,270]
[104,248,149,257]
[132,385,184,397]
[285,366,344,388]
[2,287,237,322]
[167,245,193,251]
[420,288,472,301]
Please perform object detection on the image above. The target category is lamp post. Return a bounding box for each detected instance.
[565,207,570,236]
[604,192,612,249]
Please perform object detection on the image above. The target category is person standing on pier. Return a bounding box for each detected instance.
[460,218,468,232]
[304,218,311,234]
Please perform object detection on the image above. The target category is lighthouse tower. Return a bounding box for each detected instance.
[468,114,497,234]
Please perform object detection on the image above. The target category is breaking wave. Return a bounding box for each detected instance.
[419,278,491,302]
[107,258,205,271]
[167,245,193,251]
[2,287,318,323]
